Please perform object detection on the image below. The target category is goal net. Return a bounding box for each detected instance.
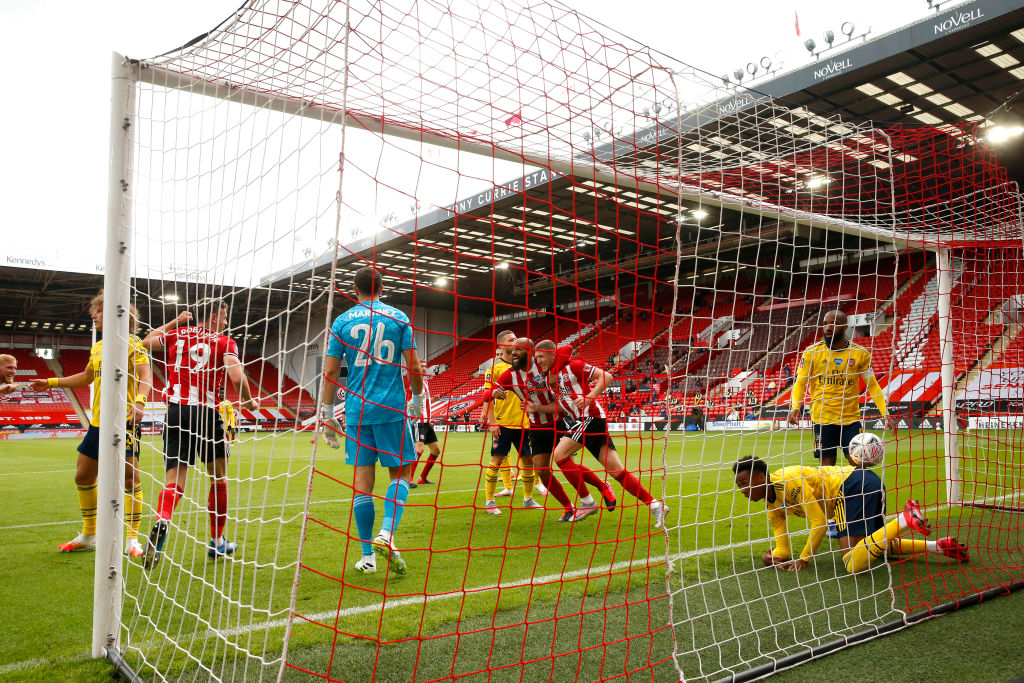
[96,1,1024,681]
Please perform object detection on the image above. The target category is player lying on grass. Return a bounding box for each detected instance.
[0,353,17,395]
[320,266,423,575]
[32,293,153,556]
[536,341,668,528]
[732,455,968,573]
[141,299,258,569]
[479,338,587,522]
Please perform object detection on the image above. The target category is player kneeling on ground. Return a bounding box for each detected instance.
[732,455,968,573]
[320,266,423,576]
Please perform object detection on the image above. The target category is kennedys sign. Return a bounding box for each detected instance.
[934,8,984,35]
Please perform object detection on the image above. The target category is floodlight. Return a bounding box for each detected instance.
[804,39,816,53]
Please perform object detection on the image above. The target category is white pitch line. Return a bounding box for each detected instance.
[0,468,76,477]
[0,653,88,675]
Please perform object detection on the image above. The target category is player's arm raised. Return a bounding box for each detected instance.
[319,355,343,449]
[225,354,258,411]
[31,366,94,392]
[141,311,192,350]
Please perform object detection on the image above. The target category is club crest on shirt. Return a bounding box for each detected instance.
[848,358,855,367]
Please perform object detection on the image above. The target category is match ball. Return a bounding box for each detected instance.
[848,432,885,467]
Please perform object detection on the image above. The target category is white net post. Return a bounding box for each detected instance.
[936,246,961,505]
[93,51,137,659]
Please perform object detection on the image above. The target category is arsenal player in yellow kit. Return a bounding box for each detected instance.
[788,310,894,466]
[732,456,968,573]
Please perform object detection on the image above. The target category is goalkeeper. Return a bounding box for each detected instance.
[320,266,424,576]
[731,455,968,574]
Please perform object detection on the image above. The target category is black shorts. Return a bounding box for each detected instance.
[163,403,227,470]
[813,421,862,461]
[491,426,531,457]
[417,422,438,445]
[560,416,616,459]
[78,423,141,461]
[528,427,556,456]
[834,468,886,538]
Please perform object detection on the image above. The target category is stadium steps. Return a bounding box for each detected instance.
[872,269,927,335]
[45,357,88,425]
[941,319,1023,413]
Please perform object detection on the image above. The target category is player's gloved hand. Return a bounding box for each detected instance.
[407,392,423,419]
[320,404,341,449]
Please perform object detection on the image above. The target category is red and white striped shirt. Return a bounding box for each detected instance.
[554,359,607,420]
[493,360,558,428]
[419,380,432,423]
[163,326,239,408]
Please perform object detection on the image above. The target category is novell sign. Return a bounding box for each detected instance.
[934,8,984,35]
[813,59,852,81]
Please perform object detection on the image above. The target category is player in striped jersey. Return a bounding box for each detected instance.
[411,359,442,486]
[141,298,258,570]
[484,338,603,522]
[537,341,667,528]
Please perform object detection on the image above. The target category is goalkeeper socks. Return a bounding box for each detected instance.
[611,470,654,505]
[555,458,590,499]
[843,516,903,573]
[124,485,144,540]
[484,463,500,500]
[520,466,535,500]
[208,481,228,539]
[420,453,438,479]
[352,494,375,555]
[77,483,98,536]
[500,455,513,489]
[381,478,410,537]
[536,466,573,509]
[157,484,184,521]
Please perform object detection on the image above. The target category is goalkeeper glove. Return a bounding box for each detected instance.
[407,392,423,419]
[320,404,341,449]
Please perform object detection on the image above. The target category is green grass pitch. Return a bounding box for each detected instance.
[1,428,1022,681]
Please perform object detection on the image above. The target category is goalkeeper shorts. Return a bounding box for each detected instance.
[346,419,416,468]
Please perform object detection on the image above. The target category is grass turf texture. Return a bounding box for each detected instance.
[0,428,1020,681]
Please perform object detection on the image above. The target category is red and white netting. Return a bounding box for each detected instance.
[112,1,1024,680]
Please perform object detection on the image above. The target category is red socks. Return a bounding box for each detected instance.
[611,470,654,504]
[208,481,228,539]
[535,466,573,509]
[580,465,606,492]
[157,484,183,521]
[556,458,590,499]
[420,454,439,479]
